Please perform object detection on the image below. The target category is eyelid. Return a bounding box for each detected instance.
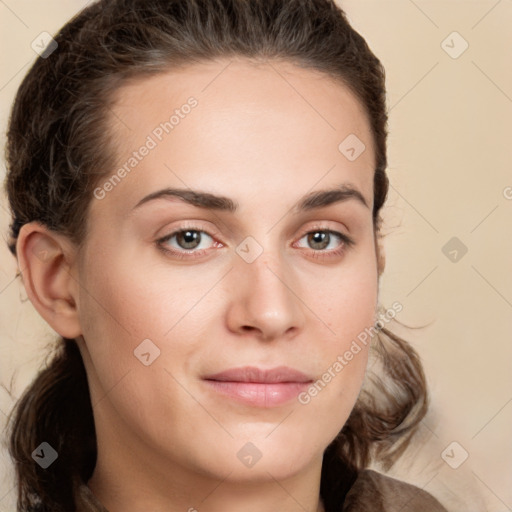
[296,222,355,245]
[156,221,221,242]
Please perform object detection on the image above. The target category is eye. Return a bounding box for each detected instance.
[169,229,212,250]
[156,225,354,261]
[156,227,221,259]
[294,228,355,258]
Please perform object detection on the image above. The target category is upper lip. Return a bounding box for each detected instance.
[203,366,313,384]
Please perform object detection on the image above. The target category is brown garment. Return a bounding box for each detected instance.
[76,469,448,511]
[343,469,448,511]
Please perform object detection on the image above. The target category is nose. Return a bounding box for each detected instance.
[225,250,306,341]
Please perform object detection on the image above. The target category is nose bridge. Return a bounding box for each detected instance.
[227,242,305,339]
[249,251,291,303]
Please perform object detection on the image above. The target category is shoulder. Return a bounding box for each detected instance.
[342,469,448,512]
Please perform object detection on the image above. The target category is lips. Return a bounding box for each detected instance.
[202,366,314,407]
[203,365,313,384]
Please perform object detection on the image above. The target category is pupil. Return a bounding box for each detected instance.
[309,231,328,250]
[179,230,200,249]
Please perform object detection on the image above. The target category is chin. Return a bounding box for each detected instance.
[222,453,315,483]
[176,435,320,483]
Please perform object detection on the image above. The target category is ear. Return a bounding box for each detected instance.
[15,221,82,339]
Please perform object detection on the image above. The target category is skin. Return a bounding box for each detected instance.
[17,58,385,512]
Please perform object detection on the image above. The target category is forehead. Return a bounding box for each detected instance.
[97,58,376,217]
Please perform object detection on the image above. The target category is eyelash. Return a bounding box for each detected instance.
[156,223,355,261]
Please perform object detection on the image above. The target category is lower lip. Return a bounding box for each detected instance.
[203,380,311,407]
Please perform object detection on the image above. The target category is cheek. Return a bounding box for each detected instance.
[79,246,192,340]
[318,247,379,344]
[77,245,217,390]
[77,251,161,383]
[303,248,378,412]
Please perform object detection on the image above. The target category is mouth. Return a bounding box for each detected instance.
[202,366,314,407]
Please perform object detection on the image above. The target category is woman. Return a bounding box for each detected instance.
[3,0,449,510]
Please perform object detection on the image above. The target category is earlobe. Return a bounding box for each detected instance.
[16,222,82,339]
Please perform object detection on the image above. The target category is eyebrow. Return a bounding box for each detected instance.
[131,183,369,214]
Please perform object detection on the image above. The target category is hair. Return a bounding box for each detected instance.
[3,0,429,510]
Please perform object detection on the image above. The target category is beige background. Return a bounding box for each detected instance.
[0,1,511,511]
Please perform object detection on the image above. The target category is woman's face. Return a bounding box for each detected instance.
[77,58,379,484]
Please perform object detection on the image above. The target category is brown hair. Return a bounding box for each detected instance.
[3,0,428,510]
